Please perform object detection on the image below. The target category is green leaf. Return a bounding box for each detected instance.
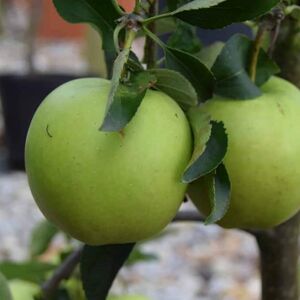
[0,272,12,300]
[167,21,202,54]
[172,0,280,29]
[81,244,134,300]
[184,110,212,170]
[255,49,280,86]
[126,247,158,266]
[204,163,231,224]
[143,26,214,102]
[52,0,121,51]
[149,69,198,108]
[183,108,228,183]
[212,35,261,99]
[156,18,177,36]
[165,47,215,102]
[127,51,144,72]
[174,0,225,14]
[47,288,72,300]
[104,47,131,104]
[212,34,279,99]
[166,0,181,11]
[100,46,150,132]
[0,261,55,284]
[197,42,224,69]
[30,220,59,257]
[100,70,156,132]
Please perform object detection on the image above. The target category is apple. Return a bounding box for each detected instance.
[25,78,192,245]
[188,76,300,229]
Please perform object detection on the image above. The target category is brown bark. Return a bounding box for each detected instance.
[251,11,300,300]
[255,212,300,300]
[143,0,158,69]
[273,16,300,88]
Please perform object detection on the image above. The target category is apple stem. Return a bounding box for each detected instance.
[249,23,266,83]
[255,212,300,300]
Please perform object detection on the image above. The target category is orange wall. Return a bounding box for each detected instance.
[38,0,135,40]
[38,0,85,40]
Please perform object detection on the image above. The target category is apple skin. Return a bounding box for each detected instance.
[188,76,300,229]
[25,78,192,245]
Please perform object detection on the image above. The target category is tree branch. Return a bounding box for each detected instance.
[41,247,83,299]
[255,212,300,300]
[143,0,158,69]
[268,7,285,57]
[273,15,300,88]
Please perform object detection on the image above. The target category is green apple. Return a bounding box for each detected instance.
[108,295,150,300]
[25,78,192,245]
[188,76,300,229]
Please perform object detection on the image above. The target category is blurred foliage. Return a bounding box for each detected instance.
[126,248,158,266]
[0,271,13,300]
[0,261,56,284]
[0,219,159,299]
[30,221,59,257]
[9,280,39,300]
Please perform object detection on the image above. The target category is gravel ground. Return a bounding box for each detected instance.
[0,171,261,300]
[0,172,44,260]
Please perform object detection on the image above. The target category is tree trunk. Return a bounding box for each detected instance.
[273,16,300,88]
[252,12,300,300]
[255,212,300,300]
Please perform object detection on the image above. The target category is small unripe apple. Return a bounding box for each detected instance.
[25,78,192,245]
[188,77,300,229]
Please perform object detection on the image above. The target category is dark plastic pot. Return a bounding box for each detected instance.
[0,74,81,169]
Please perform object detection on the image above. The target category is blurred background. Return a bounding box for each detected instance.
[0,1,263,300]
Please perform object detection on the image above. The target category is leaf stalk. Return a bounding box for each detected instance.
[143,12,172,25]
[124,28,137,50]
